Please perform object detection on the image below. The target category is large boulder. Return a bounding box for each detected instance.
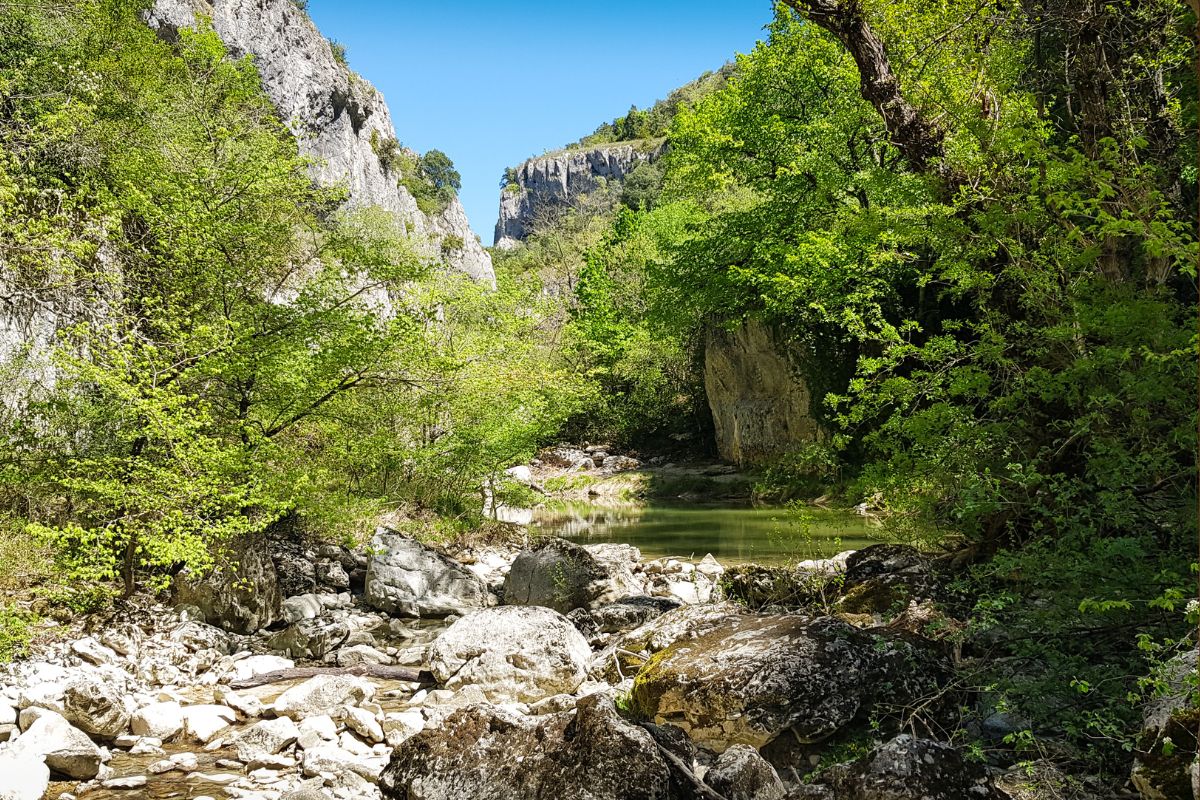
[234,717,300,764]
[61,677,130,739]
[568,596,682,646]
[705,744,787,800]
[381,695,670,799]
[630,615,949,752]
[822,735,1007,799]
[363,529,491,618]
[503,538,643,613]
[0,748,49,800]
[174,532,281,634]
[838,544,940,615]
[9,710,103,779]
[428,606,591,702]
[131,701,184,741]
[274,675,375,720]
[592,602,744,683]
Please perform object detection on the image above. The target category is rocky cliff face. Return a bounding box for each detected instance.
[148,0,493,283]
[704,320,825,466]
[494,141,666,248]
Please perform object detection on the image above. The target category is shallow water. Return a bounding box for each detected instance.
[531,502,880,564]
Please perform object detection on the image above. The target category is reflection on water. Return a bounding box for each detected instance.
[532,502,880,565]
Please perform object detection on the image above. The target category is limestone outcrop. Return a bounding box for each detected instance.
[704,319,825,466]
[494,141,666,248]
[147,0,493,284]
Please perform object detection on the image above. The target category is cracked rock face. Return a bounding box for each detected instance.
[147,0,493,283]
[630,615,950,753]
[494,141,666,248]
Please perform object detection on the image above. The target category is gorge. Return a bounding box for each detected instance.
[0,2,1195,800]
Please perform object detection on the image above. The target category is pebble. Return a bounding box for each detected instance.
[101,776,147,790]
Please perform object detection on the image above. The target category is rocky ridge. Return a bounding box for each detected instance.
[494,140,667,248]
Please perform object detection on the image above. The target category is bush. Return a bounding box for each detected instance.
[0,606,34,663]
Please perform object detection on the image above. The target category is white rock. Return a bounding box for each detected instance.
[281,594,325,624]
[234,717,299,763]
[17,682,65,715]
[335,644,392,667]
[296,714,338,743]
[190,772,239,785]
[213,686,263,718]
[381,711,424,747]
[428,606,591,703]
[102,776,148,789]
[274,675,374,720]
[180,705,235,743]
[0,747,49,800]
[131,701,183,741]
[504,465,534,484]
[667,580,701,605]
[71,637,118,666]
[339,706,383,744]
[9,709,103,779]
[696,553,725,579]
[301,744,385,781]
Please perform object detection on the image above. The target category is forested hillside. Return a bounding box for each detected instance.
[0,0,586,600]
[496,0,1199,789]
[0,1,1195,798]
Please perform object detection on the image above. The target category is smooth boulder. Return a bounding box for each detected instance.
[10,710,103,779]
[363,529,491,618]
[428,606,591,702]
[131,701,184,741]
[503,538,642,613]
[630,615,948,752]
[274,675,375,720]
[706,744,787,800]
[381,695,670,800]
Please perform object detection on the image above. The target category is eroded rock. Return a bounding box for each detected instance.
[381,695,670,799]
[363,529,491,618]
[631,615,949,752]
[503,538,643,613]
[428,605,591,702]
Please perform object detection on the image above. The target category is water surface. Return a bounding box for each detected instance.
[532,502,879,565]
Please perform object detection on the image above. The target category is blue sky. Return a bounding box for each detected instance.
[306,1,776,243]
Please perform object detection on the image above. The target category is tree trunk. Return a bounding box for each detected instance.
[229,664,433,690]
[780,0,944,173]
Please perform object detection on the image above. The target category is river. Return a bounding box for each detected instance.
[531,501,880,565]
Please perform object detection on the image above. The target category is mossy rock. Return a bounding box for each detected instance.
[837,577,909,615]
[630,614,950,752]
[1132,705,1200,800]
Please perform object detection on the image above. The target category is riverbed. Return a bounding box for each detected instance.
[531,501,879,564]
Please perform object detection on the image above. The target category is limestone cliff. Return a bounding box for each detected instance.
[494,141,666,248]
[704,320,825,466]
[147,0,493,283]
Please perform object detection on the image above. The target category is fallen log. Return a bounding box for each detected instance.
[229,663,435,690]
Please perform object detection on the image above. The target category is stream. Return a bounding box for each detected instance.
[531,501,880,564]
